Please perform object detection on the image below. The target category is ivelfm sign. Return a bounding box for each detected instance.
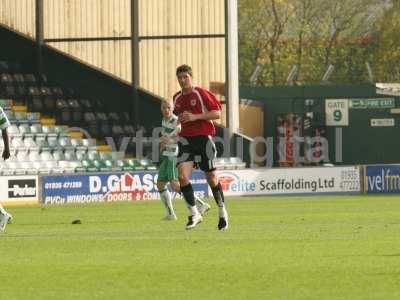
[8,179,37,198]
[366,165,400,193]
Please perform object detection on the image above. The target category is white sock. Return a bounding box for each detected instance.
[160,190,175,216]
[219,205,228,219]
[194,195,206,206]
[0,203,8,215]
[189,205,200,216]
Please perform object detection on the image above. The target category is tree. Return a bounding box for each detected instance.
[238,0,390,85]
[238,0,291,85]
[373,0,400,82]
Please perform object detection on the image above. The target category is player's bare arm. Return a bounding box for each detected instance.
[2,129,10,160]
[159,137,167,152]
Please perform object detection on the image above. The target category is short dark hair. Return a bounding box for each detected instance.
[176,64,193,77]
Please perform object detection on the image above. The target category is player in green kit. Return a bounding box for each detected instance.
[0,106,12,232]
[157,99,210,220]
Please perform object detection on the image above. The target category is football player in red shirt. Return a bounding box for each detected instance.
[173,64,228,230]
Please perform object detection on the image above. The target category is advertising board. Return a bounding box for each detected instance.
[0,176,39,205]
[366,165,400,194]
[42,171,208,204]
[214,166,360,196]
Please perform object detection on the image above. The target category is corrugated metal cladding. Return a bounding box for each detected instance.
[140,38,226,100]
[139,0,225,36]
[138,0,226,100]
[0,0,36,38]
[43,0,131,39]
[0,0,226,101]
[48,41,132,83]
[43,0,131,82]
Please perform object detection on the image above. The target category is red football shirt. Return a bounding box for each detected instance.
[173,86,221,137]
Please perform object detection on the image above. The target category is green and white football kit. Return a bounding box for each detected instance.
[0,107,12,232]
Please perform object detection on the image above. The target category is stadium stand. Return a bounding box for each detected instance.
[0,60,159,174]
[214,157,246,170]
[0,60,139,141]
[0,59,246,173]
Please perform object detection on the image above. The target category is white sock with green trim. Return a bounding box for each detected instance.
[0,203,8,216]
[194,195,206,206]
[160,190,175,216]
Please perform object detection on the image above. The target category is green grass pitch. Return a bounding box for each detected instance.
[2,195,400,300]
